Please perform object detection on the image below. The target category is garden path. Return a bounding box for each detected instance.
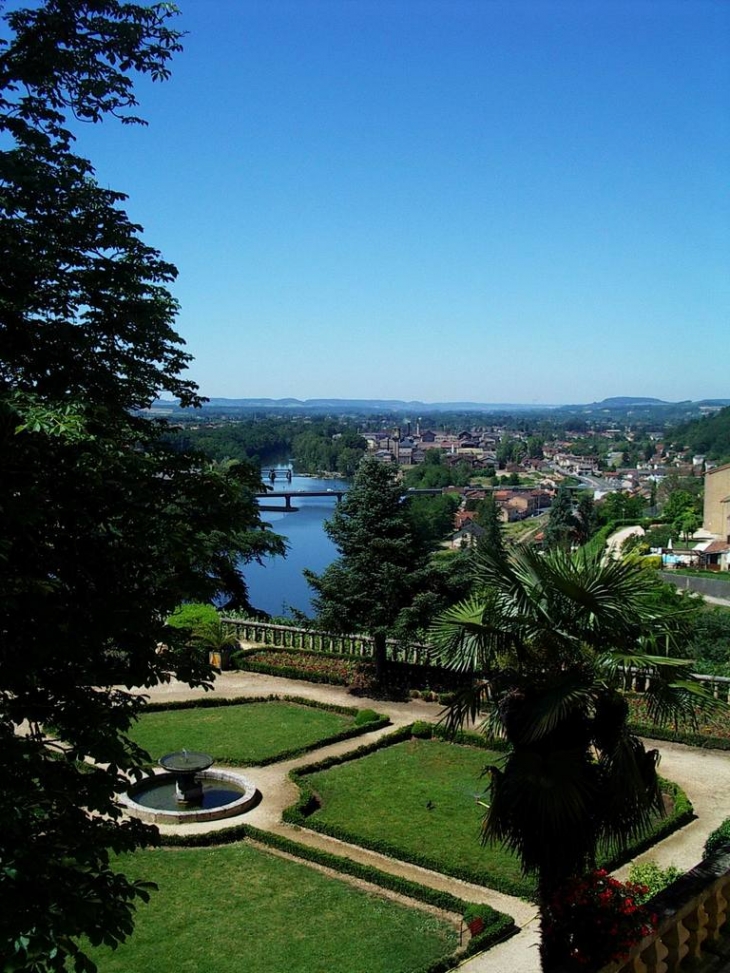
[138,670,730,973]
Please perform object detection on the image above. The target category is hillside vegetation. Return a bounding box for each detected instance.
[669,406,730,462]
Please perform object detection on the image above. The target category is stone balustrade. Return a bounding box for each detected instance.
[222,617,432,665]
[600,846,730,973]
[222,618,730,701]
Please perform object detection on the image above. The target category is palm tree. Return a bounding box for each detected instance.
[193,618,240,670]
[429,544,714,971]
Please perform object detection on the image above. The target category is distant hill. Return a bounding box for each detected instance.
[152,397,560,413]
[669,405,730,462]
[556,396,670,411]
[149,396,730,420]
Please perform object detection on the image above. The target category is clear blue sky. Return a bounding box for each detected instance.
[69,0,728,405]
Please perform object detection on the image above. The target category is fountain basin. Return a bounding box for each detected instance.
[120,768,259,824]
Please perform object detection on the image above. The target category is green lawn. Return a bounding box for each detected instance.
[129,701,359,765]
[86,844,459,973]
[301,738,529,896]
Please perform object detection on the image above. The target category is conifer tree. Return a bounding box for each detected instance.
[475,492,506,559]
[305,458,432,685]
[544,483,577,550]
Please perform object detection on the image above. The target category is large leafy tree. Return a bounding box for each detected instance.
[0,3,282,970]
[305,458,435,684]
[430,545,715,972]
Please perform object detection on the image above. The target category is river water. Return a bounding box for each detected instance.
[245,466,348,618]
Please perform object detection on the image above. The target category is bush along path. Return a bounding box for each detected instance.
[134,670,730,973]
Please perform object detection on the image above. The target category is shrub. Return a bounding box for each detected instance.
[627,861,681,902]
[354,708,380,726]
[704,817,730,857]
[166,602,219,631]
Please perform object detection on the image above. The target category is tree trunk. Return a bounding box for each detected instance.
[373,631,388,687]
[538,878,573,973]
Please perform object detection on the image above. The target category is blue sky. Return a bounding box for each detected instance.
[67,0,728,405]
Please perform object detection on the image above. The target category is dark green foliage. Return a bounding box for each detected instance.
[164,417,294,464]
[403,450,472,489]
[669,405,730,462]
[0,4,284,969]
[597,491,646,524]
[543,483,577,550]
[685,607,730,666]
[353,708,380,725]
[704,817,730,857]
[474,493,505,558]
[573,492,597,545]
[306,458,435,684]
[292,425,367,474]
[406,493,460,547]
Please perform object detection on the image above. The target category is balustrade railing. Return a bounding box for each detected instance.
[223,618,730,701]
[223,618,432,666]
[618,669,730,704]
[599,846,730,973]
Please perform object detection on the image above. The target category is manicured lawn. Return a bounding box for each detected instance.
[87,844,459,973]
[302,738,529,896]
[129,701,360,765]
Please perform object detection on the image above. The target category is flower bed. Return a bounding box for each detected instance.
[232,648,361,685]
[544,869,656,970]
[627,693,730,748]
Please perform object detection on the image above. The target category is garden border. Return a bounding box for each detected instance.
[283,724,695,900]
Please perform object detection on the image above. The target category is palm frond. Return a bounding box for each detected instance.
[516,670,599,744]
[597,735,663,851]
[437,680,492,735]
[483,749,601,885]
[429,591,518,672]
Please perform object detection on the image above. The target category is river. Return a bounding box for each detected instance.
[244,466,349,618]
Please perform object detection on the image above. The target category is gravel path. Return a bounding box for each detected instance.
[136,670,730,973]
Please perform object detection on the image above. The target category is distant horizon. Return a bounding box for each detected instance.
[155,392,730,410]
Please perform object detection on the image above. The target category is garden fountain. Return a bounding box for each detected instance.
[120,749,259,824]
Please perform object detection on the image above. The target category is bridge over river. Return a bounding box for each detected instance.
[255,487,443,511]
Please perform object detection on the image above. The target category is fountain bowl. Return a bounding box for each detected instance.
[120,768,259,824]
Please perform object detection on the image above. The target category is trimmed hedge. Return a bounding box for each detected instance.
[159,822,516,971]
[135,694,390,766]
[284,725,695,901]
[628,720,730,752]
[704,817,730,857]
[428,720,511,754]
[142,692,364,717]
